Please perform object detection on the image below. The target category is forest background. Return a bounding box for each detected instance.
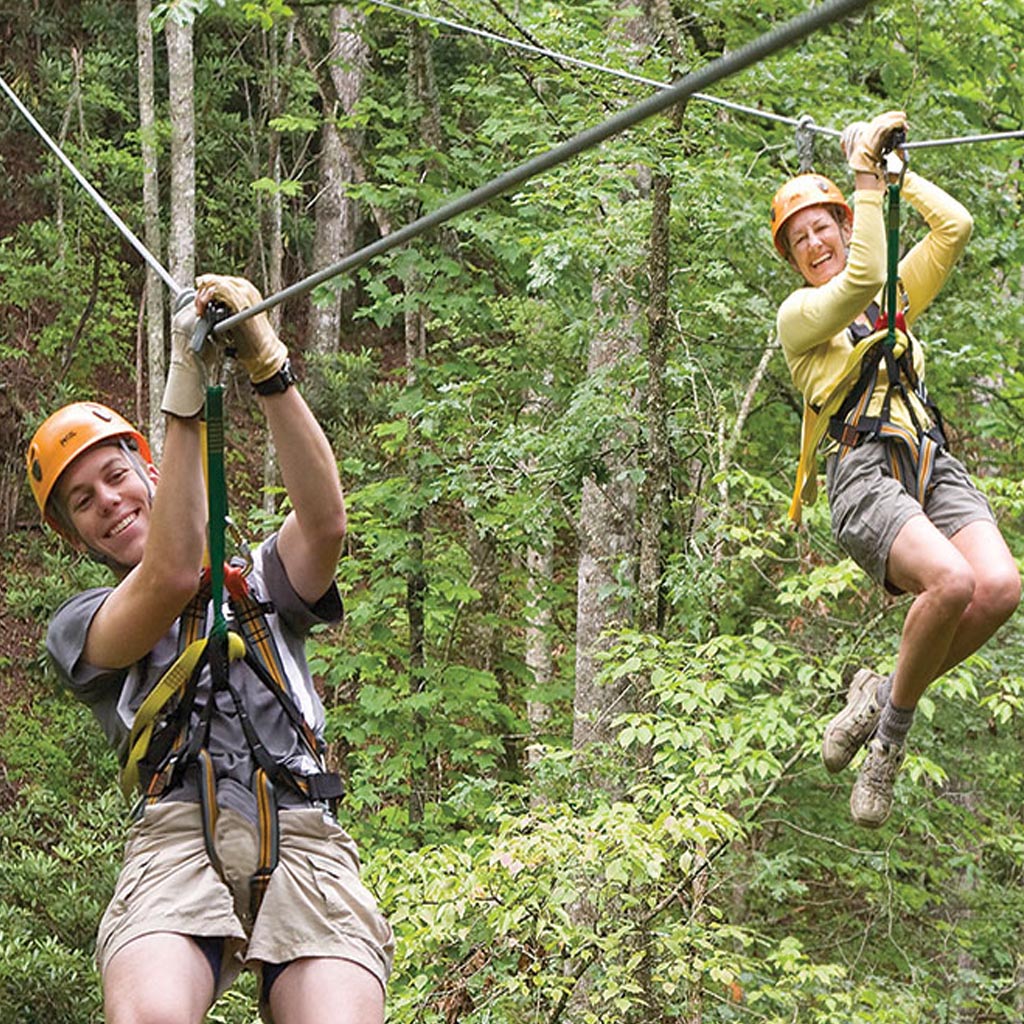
[1,0,1024,1021]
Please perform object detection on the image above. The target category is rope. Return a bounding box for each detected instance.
[214,0,871,333]
[0,73,185,299]
[904,129,1024,150]
[290,0,844,136]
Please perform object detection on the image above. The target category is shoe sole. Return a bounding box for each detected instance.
[850,807,891,829]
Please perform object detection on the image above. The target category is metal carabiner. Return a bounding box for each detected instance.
[881,127,908,185]
[190,299,235,387]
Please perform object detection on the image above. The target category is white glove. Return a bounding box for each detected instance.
[160,293,220,418]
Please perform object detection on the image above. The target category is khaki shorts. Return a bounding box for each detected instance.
[97,801,394,1015]
[826,439,995,594]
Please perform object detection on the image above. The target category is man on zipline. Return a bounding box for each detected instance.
[27,276,392,1022]
[771,110,1020,827]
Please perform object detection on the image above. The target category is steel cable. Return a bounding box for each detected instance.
[0,73,185,298]
[215,0,872,331]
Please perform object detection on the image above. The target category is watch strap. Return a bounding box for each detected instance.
[253,359,296,396]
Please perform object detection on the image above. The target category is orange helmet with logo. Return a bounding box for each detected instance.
[770,173,852,258]
[26,402,152,533]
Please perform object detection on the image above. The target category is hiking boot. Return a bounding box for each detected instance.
[849,737,905,829]
[822,669,884,773]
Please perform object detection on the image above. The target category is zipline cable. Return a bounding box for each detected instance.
[361,0,1024,151]
[903,129,1024,150]
[215,0,871,333]
[5,3,1017,325]
[315,0,845,136]
[0,73,185,300]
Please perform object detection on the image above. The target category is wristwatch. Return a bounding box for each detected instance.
[253,358,297,396]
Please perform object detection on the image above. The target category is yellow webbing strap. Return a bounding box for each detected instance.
[250,767,280,918]
[196,748,224,873]
[788,326,900,524]
[120,631,246,800]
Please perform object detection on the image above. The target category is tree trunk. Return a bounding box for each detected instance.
[262,21,295,514]
[405,302,427,826]
[572,272,640,755]
[402,22,443,827]
[308,5,367,358]
[265,22,290,332]
[526,539,554,774]
[523,383,554,779]
[137,0,165,456]
[54,47,84,267]
[165,18,195,287]
[637,171,672,636]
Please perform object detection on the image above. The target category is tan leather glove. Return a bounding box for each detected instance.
[161,294,221,418]
[841,110,907,175]
[195,274,288,384]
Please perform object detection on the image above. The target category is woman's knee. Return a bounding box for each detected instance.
[928,558,976,617]
[976,559,1021,623]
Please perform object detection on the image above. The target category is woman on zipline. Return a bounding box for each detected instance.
[771,110,1019,828]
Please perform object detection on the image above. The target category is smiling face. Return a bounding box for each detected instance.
[783,204,852,287]
[56,443,156,573]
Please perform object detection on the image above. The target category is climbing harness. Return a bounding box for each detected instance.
[789,132,948,524]
[116,306,342,917]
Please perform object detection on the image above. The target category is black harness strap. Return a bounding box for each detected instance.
[825,301,948,505]
[127,571,344,916]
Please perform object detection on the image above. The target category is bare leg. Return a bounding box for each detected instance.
[849,517,1017,830]
[933,519,1020,676]
[104,933,216,1024]
[885,514,974,706]
[887,517,1019,707]
[268,957,385,1024]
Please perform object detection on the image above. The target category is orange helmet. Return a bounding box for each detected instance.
[26,402,152,533]
[770,174,852,257]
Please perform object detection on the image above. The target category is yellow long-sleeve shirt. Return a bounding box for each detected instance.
[777,171,973,434]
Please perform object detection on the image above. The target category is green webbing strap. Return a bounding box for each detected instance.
[882,129,907,349]
[884,180,901,349]
[205,385,228,643]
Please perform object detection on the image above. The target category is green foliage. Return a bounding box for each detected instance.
[3,1,1024,1021]
[4,543,110,626]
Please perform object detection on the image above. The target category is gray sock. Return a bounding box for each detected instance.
[875,673,893,708]
[876,699,915,749]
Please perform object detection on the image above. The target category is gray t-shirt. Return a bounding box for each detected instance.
[46,534,343,824]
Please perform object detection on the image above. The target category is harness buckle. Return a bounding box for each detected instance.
[306,771,344,806]
[838,423,863,448]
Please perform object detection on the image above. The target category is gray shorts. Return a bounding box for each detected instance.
[96,801,394,1018]
[825,440,994,594]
